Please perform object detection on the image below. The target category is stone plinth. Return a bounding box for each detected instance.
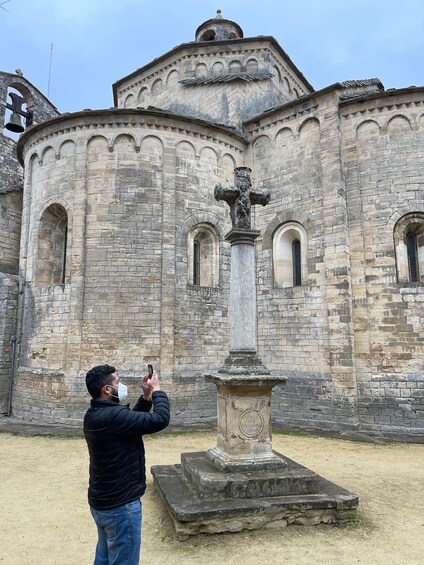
[151,451,358,539]
[151,371,359,538]
[205,373,286,470]
[220,351,270,375]
[181,451,319,499]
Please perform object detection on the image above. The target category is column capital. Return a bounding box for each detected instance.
[225,228,261,246]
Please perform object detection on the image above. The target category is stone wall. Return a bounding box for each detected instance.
[115,39,310,131]
[245,88,358,431]
[11,368,218,426]
[11,109,244,424]
[342,89,424,435]
[0,185,22,276]
[8,79,424,439]
[0,71,59,415]
[244,85,424,438]
[0,274,18,413]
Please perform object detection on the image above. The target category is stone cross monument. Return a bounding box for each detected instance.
[214,167,271,374]
[207,166,286,470]
[151,167,358,538]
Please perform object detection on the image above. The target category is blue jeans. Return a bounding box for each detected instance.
[90,499,142,565]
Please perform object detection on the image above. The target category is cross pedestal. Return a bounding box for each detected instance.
[206,373,287,471]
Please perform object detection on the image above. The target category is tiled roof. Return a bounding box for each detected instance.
[179,72,273,86]
[340,78,384,89]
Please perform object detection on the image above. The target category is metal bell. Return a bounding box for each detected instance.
[5,112,25,133]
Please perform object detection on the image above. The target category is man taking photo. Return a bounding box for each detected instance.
[84,364,170,564]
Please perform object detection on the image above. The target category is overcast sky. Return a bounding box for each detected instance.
[1,0,423,113]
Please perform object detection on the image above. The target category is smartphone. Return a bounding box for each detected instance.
[147,364,153,378]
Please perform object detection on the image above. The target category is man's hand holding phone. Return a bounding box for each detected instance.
[141,365,161,400]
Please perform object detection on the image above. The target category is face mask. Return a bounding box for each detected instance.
[109,382,128,403]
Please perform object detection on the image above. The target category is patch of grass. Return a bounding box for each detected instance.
[335,510,376,533]
[160,528,175,543]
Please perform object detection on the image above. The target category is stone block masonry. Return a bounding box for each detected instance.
[2,16,423,440]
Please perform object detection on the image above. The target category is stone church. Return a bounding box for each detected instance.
[1,11,423,440]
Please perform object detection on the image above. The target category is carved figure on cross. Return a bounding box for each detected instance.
[214,167,271,229]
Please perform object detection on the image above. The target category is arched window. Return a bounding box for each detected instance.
[199,29,215,41]
[35,204,69,284]
[273,222,307,288]
[193,240,201,285]
[188,224,219,287]
[406,232,419,282]
[394,213,424,283]
[292,239,302,286]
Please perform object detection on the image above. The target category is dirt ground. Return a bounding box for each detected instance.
[0,430,423,565]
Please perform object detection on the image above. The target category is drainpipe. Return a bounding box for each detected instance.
[7,274,25,417]
[6,335,17,416]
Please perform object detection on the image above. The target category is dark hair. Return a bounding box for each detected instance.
[85,364,116,399]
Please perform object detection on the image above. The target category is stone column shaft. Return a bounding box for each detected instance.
[226,229,260,353]
[226,230,259,353]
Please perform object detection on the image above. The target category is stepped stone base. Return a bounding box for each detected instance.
[182,451,318,498]
[151,450,358,539]
[220,352,270,375]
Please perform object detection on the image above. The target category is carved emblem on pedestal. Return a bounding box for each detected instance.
[239,409,264,437]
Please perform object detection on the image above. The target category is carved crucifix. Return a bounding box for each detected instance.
[214,167,270,229]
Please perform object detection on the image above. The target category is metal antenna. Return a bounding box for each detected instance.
[0,0,11,11]
[47,42,53,98]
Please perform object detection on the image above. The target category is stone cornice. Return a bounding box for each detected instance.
[243,85,335,136]
[112,36,314,104]
[116,47,272,95]
[244,84,340,134]
[246,102,320,137]
[17,108,247,165]
[340,88,424,119]
[244,82,411,136]
[179,71,273,85]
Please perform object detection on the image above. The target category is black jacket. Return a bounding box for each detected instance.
[83,391,170,510]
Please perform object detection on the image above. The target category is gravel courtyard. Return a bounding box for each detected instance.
[0,429,423,565]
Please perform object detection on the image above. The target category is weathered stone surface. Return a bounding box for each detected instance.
[151,451,358,538]
[204,373,286,470]
[181,451,318,499]
[220,352,270,375]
